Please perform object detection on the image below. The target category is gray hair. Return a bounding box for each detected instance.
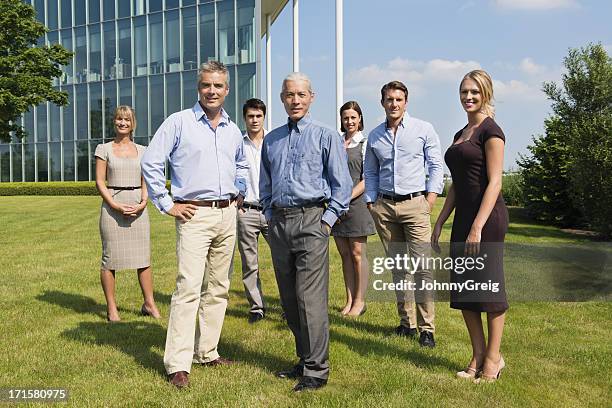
[198,61,230,86]
[281,72,312,93]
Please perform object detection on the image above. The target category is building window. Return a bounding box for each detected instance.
[74,27,87,83]
[103,22,116,80]
[218,0,236,66]
[149,13,163,75]
[134,16,147,76]
[60,29,74,84]
[182,7,197,71]
[37,143,48,182]
[60,0,72,28]
[89,25,102,81]
[89,0,101,24]
[75,84,88,140]
[35,104,46,143]
[62,87,74,140]
[103,0,115,21]
[90,83,103,140]
[117,19,132,78]
[237,0,255,64]
[199,3,215,64]
[75,0,86,26]
[166,10,180,73]
[133,77,148,137]
[103,81,117,140]
[47,0,58,30]
[149,75,164,132]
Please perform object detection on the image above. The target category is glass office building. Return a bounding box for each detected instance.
[1,0,257,182]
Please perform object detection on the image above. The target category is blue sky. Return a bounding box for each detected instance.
[261,0,611,170]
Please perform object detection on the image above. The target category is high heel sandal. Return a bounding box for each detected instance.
[474,356,505,384]
[141,304,161,319]
[456,366,481,380]
[347,304,367,317]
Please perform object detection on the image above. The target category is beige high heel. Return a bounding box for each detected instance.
[456,366,481,380]
[474,355,505,384]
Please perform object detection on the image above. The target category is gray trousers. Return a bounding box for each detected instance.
[269,206,330,380]
[237,207,269,315]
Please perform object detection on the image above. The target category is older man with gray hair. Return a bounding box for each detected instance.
[260,72,352,392]
[142,61,248,388]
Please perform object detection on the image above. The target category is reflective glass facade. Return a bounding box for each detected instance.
[2,0,257,182]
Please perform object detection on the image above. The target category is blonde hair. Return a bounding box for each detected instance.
[461,70,495,118]
[114,105,137,140]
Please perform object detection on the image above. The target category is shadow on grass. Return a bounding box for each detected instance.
[36,290,108,320]
[329,328,457,372]
[62,321,166,376]
[218,337,295,374]
[37,290,168,319]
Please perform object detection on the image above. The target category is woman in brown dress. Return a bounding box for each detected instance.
[332,101,376,317]
[431,70,509,382]
[95,106,161,322]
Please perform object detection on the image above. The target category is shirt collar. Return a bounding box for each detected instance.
[385,113,408,130]
[193,102,229,125]
[287,114,312,133]
[243,129,267,142]
[346,131,365,144]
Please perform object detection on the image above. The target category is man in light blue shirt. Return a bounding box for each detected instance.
[141,61,247,389]
[364,80,444,348]
[260,72,351,392]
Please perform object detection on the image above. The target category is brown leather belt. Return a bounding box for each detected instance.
[175,199,234,208]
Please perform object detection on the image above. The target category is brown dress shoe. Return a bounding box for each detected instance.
[201,357,235,367]
[168,371,189,388]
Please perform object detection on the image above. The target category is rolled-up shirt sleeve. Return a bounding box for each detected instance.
[363,136,379,203]
[141,116,178,213]
[259,139,273,221]
[234,139,248,197]
[424,123,444,194]
[322,130,352,227]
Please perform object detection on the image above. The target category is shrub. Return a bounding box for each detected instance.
[0,182,98,195]
[502,172,524,207]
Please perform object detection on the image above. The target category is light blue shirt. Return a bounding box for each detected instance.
[259,115,352,226]
[363,114,444,203]
[141,102,248,213]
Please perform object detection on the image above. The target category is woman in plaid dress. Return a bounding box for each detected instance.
[95,106,161,322]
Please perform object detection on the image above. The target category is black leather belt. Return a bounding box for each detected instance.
[243,203,263,211]
[175,199,234,208]
[107,186,141,190]
[378,191,425,202]
[272,202,326,214]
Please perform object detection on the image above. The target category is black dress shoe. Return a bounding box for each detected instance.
[394,325,417,338]
[275,365,303,379]
[419,331,436,348]
[293,376,327,392]
[248,312,265,324]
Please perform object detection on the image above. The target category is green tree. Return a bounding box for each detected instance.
[519,43,612,236]
[518,117,582,226]
[0,0,72,142]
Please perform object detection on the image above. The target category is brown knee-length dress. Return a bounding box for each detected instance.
[444,117,509,312]
[95,142,150,271]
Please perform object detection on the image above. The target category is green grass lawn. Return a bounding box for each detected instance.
[0,197,609,407]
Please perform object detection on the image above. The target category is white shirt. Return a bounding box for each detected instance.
[243,131,266,204]
[343,131,367,163]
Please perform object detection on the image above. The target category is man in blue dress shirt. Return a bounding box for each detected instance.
[260,72,352,392]
[364,80,444,348]
[142,61,248,388]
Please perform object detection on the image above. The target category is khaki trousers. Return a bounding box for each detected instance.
[370,195,435,333]
[164,205,237,375]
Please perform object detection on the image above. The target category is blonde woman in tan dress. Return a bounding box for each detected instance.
[95,106,161,322]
